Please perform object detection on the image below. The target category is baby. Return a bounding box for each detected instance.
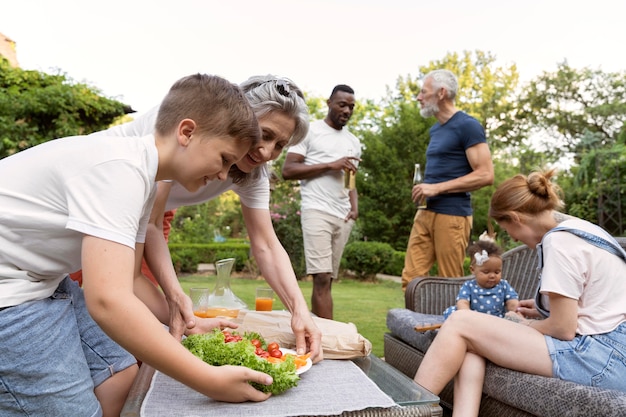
[443,239,519,319]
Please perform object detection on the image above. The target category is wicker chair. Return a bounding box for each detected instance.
[384,238,626,417]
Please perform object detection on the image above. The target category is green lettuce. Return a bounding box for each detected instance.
[182,329,299,395]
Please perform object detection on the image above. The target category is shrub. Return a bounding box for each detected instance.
[342,241,395,281]
[383,250,406,276]
[169,243,250,273]
[214,249,248,271]
[379,251,472,277]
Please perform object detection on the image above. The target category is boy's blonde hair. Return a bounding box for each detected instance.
[155,74,260,147]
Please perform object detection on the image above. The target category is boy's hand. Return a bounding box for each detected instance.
[204,365,272,402]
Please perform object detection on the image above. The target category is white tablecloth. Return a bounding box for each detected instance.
[140,359,397,416]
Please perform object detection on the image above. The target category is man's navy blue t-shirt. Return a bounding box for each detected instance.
[424,111,486,216]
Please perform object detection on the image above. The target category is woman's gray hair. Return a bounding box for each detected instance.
[425,69,458,101]
[230,75,310,184]
[240,75,309,147]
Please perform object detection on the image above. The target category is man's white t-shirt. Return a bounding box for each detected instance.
[539,218,626,334]
[287,119,361,219]
[0,135,158,307]
[95,106,269,211]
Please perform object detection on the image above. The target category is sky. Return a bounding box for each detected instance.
[2,0,625,115]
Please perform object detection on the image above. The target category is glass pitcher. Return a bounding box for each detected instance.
[206,257,247,318]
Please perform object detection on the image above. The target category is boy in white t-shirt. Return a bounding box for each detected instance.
[0,74,274,416]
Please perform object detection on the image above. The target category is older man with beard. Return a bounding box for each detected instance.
[401,69,494,291]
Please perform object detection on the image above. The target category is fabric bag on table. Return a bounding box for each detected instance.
[236,310,372,359]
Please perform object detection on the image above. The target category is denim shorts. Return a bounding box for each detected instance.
[0,276,136,416]
[546,321,626,391]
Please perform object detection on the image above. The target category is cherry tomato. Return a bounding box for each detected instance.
[250,339,261,349]
[267,342,279,352]
[269,349,283,358]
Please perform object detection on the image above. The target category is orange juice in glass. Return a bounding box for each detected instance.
[204,308,240,318]
[190,288,209,318]
[255,287,274,311]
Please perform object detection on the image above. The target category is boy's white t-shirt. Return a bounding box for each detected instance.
[539,218,626,334]
[97,106,269,211]
[0,134,158,307]
[287,119,362,219]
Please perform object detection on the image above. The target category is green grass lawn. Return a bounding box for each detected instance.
[178,275,405,357]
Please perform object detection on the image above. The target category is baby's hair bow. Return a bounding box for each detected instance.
[474,250,489,266]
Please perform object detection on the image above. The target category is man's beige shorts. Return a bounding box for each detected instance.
[301,209,354,279]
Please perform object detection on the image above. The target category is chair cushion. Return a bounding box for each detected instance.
[386,308,442,354]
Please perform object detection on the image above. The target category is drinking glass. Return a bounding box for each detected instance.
[190,287,210,318]
[255,287,274,311]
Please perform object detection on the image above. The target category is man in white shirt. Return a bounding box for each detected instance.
[282,84,361,319]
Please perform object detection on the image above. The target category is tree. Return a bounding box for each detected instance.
[357,99,431,250]
[561,132,626,236]
[0,58,131,158]
[515,62,626,162]
[512,64,626,235]
[303,94,327,121]
[268,168,306,278]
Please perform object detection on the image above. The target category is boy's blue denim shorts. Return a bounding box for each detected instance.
[546,321,626,391]
[0,276,136,416]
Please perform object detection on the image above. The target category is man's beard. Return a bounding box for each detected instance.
[333,113,348,128]
[420,102,439,118]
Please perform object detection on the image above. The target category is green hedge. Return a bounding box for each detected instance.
[169,243,250,273]
[382,250,406,276]
[378,249,473,277]
[342,241,396,281]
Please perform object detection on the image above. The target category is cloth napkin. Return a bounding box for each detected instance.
[140,358,397,417]
[236,310,372,359]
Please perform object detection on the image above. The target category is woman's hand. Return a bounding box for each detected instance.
[515,298,543,319]
[184,318,238,336]
[290,311,324,363]
[164,289,198,340]
[504,310,527,323]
